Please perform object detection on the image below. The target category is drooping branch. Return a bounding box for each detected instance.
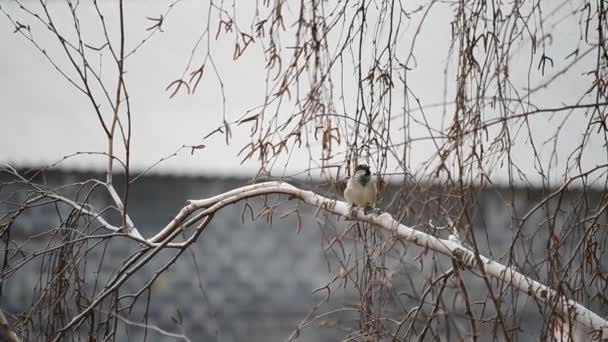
[150,181,607,338]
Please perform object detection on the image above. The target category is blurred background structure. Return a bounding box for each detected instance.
[1,170,606,341]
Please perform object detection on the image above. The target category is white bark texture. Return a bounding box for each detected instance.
[179,181,607,337]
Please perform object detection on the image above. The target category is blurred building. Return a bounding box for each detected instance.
[1,169,606,341]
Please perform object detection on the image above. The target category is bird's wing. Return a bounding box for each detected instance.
[344,183,353,203]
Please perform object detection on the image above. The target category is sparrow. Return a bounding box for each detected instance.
[344,164,378,211]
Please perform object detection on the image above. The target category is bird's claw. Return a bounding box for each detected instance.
[348,205,358,220]
[364,206,383,215]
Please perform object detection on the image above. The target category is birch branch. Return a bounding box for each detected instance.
[46,181,607,339]
[161,181,607,337]
[102,181,142,239]
[2,165,139,239]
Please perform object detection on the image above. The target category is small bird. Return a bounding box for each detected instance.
[344,164,378,210]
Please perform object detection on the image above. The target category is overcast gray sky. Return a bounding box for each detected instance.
[1,0,605,186]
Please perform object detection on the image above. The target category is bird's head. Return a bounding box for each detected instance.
[354,164,372,185]
[354,164,371,176]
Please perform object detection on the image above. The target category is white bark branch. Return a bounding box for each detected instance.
[45,193,122,232]
[109,312,193,342]
[48,181,607,339]
[92,179,142,240]
[171,181,608,337]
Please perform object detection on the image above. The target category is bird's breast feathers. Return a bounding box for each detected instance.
[345,178,377,207]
